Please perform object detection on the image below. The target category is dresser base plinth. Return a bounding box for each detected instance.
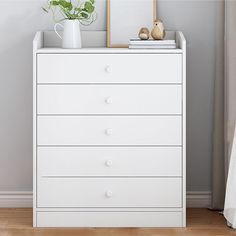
[36,210,184,227]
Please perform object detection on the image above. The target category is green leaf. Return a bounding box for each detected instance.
[59,0,73,10]
[50,0,59,6]
[84,1,94,13]
[90,0,95,4]
[81,12,89,18]
[75,7,81,12]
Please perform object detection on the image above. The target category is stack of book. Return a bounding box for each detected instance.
[129,38,176,49]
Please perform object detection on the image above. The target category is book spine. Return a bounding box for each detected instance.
[129,40,175,45]
[129,45,176,49]
[129,44,176,47]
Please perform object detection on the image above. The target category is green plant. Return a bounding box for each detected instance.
[43,0,96,25]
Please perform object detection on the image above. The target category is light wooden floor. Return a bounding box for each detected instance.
[0,208,235,236]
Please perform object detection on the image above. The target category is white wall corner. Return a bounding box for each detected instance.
[186,191,212,208]
[0,191,212,208]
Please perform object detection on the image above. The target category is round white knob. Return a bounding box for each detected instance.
[105,160,113,167]
[105,97,113,104]
[105,190,113,198]
[105,66,112,73]
[105,128,113,136]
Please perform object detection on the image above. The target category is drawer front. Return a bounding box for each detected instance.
[36,211,183,227]
[37,85,182,115]
[37,54,182,84]
[37,147,182,177]
[37,178,182,208]
[37,116,182,145]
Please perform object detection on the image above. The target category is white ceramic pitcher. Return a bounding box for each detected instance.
[54,20,82,49]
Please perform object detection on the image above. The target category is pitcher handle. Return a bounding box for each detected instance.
[54,23,63,39]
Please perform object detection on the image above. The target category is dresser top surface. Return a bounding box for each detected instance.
[36,47,184,54]
[34,31,186,54]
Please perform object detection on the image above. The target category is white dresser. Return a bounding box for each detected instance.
[33,31,186,227]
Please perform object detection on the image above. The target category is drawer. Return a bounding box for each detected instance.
[37,116,182,145]
[37,178,182,208]
[37,54,182,84]
[36,211,183,227]
[37,85,182,115]
[37,147,182,177]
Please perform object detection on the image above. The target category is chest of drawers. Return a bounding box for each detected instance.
[33,31,186,227]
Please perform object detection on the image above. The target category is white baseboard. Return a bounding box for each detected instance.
[0,191,32,208]
[0,191,212,208]
[186,191,212,208]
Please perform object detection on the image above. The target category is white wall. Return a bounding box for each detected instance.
[0,0,222,192]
